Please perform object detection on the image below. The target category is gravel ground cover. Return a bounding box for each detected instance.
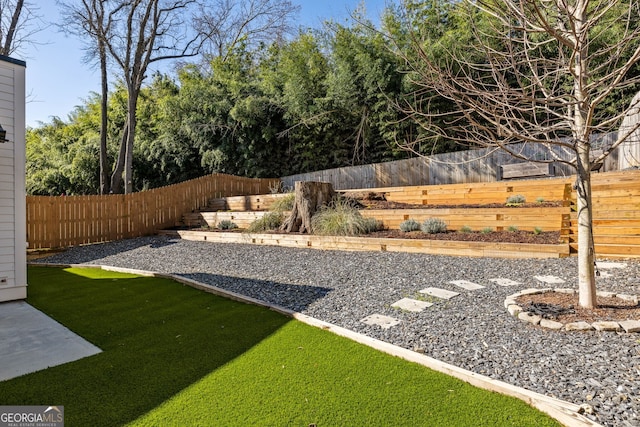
[34,235,640,426]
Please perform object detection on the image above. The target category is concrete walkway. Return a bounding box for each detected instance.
[0,301,101,382]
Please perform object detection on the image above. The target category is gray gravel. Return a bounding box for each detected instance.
[34,235,640,426]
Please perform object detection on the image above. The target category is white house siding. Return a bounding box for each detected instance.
[0,55,26,302]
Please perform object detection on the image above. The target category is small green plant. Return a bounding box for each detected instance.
[421,218,447,234]
[217,220,238,230]
[533,226,543,235]
[481,227,493,234]
[311,199,372,236]
[536,197,545,203]
[506,194,526,206]
[270,192,295,212]
[362,217,383,233]
[246,212,283,232]
[399,218,421,232]
[460,225,473,233]
[507,225,519,232]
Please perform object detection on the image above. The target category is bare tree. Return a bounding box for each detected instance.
[104,0,204,193]
[59,0,128,195]
[195,0,299,61]
[0,0,43,56]
[395,0,640,308]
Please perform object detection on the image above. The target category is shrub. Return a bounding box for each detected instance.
[481,227,493,234]
[362,217,384,233]
[536,197,545,203]
[270,192,295,212]
[533,226,543,235]
[399,219,421,232]
[421,218,447,234]
[507,225,519,232]
[217,220,238,230]
[506,194,526,206]
[311,199,372,236]
[460,225,473,233]
[246,212,283,232]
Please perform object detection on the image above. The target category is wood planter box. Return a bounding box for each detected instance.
[161,229,570,259]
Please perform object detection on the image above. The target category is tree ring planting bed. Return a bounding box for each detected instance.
[505,288,640,332]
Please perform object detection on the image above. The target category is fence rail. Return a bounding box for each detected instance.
[27,173,278,249]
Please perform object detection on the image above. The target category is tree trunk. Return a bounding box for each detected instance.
[99,43,109,195]
[110,117,129,194]
[572,0,597,309]
[124,86,139,194]
[576,147,597,309]
[281,181,335,233]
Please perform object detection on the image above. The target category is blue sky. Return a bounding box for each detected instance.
[23,0,393,128]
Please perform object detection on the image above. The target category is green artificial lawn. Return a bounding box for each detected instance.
[0,266,562,426]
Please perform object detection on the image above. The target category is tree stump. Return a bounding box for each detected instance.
[281,181,335,233]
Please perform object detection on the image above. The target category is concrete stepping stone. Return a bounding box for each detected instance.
[597,261,627,269]
[534,275,565,285]
[619,320,640,333]
[449,280,485,290]
[391,298,433,312]
[360,314,401,329]
[419,287,460,300]
[489,278,521,287]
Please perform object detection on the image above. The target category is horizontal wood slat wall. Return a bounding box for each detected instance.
[344,178,575,206]
[27,174,279,249]
[567,170,640,257]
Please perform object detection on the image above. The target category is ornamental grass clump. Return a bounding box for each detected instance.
[399,218,421,232]
[270,192,295,213]
[247,212,283,232]
[421,218,447,234]
[311,199,374,236]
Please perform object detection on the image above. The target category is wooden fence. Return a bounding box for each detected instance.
[282,134,619,190]
[27,173,279,250]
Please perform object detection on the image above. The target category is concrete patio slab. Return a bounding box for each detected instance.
[419,287,460,300]
[0,301,102,382]
[391,298,433,312]
[360,314,401,329]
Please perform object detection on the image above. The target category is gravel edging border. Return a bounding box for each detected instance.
[505,289,640,333]
[32,262,602,427]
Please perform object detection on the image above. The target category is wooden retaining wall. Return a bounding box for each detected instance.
[568,170,640,257]
[202,170,640,258]
[27,174,279,249]
[166,230,570,259]
[360,207,571,233]
[343,178,574,207]
[187,207,570,237]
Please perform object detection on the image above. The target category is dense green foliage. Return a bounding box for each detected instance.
[5,266,561,426]
[26,1,640,195]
